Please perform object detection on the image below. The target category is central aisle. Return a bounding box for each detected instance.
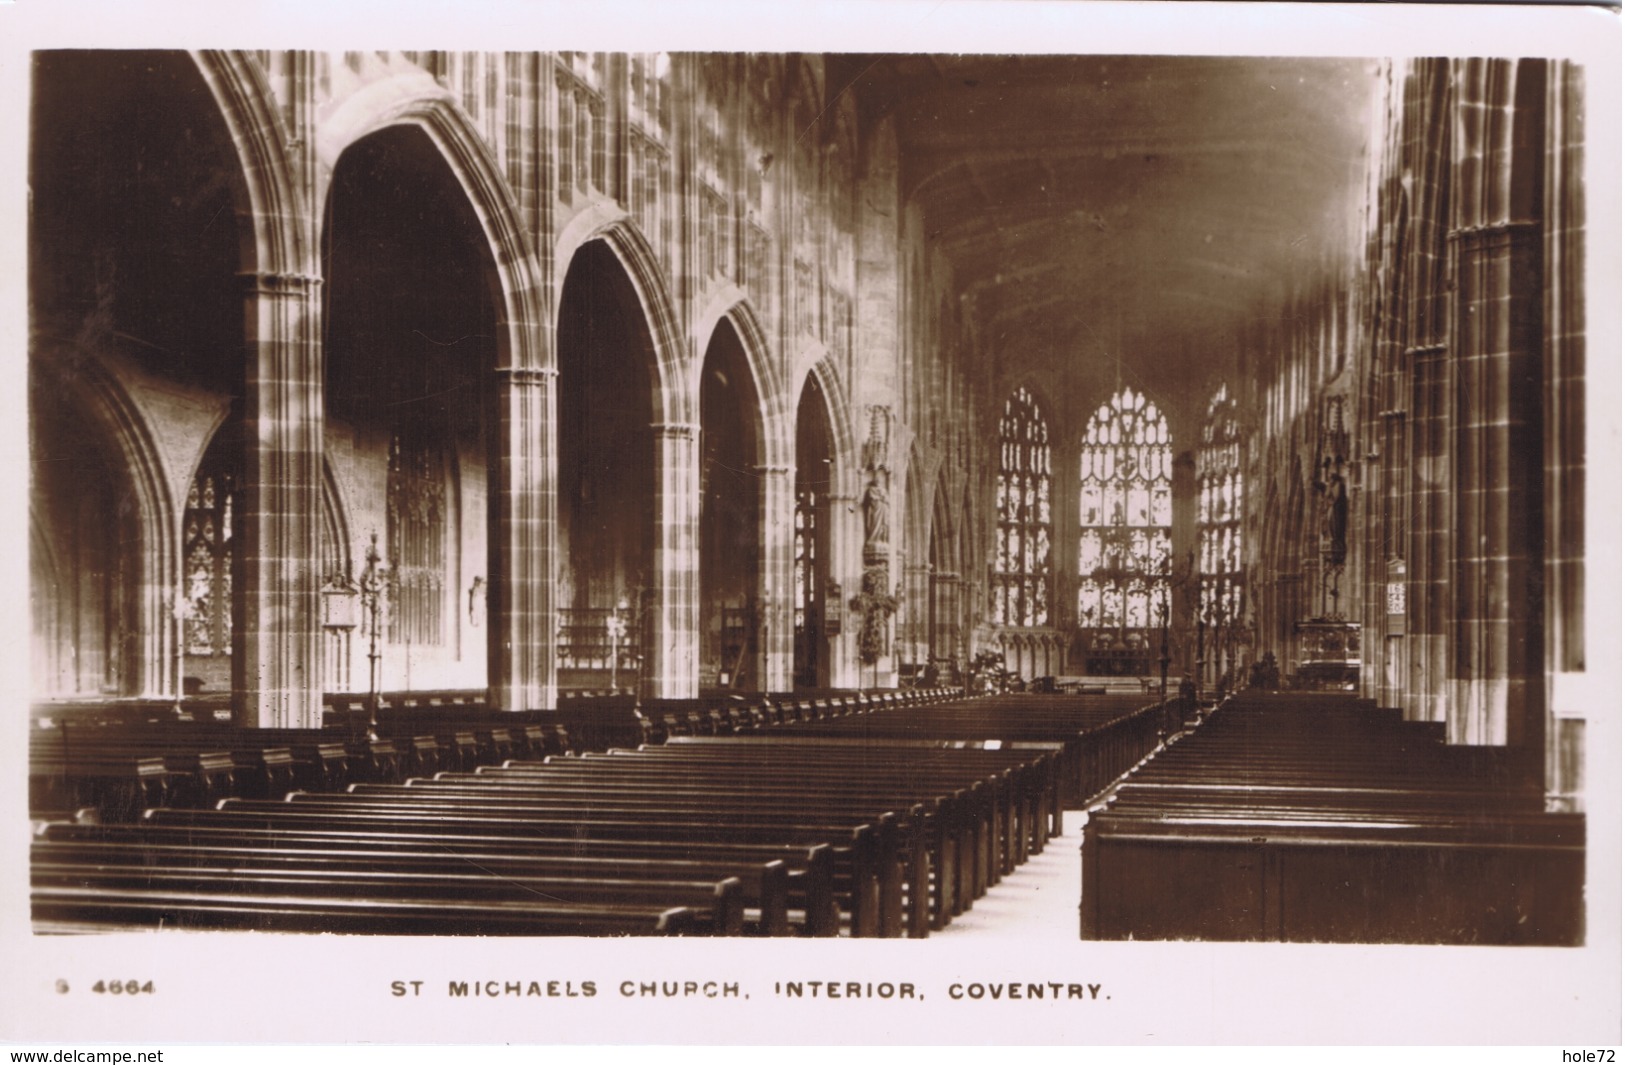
[933,810,1085,939]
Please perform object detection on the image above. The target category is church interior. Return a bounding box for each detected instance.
[26,50,1592,943]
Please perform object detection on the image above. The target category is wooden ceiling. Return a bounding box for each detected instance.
[835,54,1381,429]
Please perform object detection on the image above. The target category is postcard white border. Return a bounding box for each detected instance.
[0,0,1618,1050]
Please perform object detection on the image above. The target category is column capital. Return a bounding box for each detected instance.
[239,271,323,297]
[494,366,558,385]
[1448,218,1540,246]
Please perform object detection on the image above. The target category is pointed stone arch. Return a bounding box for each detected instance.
[186,52,325,724]
[322,84,546,373]
[797,354,860,499]
[694,294,789,469]
[560,217,689,426]
[191,51,312,278]
[323,83,551,710]
[696,305,783,692]
[30,351,176,699]
[554,218,690,699]
[922,467,963,677]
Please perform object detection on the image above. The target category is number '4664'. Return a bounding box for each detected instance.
[93,980,155,995]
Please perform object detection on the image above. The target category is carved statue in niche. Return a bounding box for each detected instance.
[1320,467,1348,567]
[863,474,890,556]
[861,407,892,564]
[1316,397,1351,571]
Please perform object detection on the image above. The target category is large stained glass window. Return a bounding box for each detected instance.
[992,387,1051,627]
[387,427,447,647]
[1198,385,1243,630]
[182,462,234,657]
[1077,388,1172,631]
[793,484,819,676]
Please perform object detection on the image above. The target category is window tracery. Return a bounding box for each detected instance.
[387,427,447,647]
[1198,385,1245,630]
[993,387,1051,627]
[1077,388,1172,632]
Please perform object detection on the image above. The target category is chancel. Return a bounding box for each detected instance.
[27,51,1588,943]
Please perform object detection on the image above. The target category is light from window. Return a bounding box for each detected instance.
[1078,387,1172,630]
[993,387,1051,627]
[1198,384,1244,627]
[387,428,447,647]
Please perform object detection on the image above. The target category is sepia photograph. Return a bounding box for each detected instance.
[1,0,1619,1050]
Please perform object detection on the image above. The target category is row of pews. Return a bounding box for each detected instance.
[29,687,965,823]
[31,686,1105,938]
[1079,693,1586,945]
[33,736,1058,937]
[29,718,570,823]
[763,692,1174,805]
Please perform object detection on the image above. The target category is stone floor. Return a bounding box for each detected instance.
[933,810,1085,939]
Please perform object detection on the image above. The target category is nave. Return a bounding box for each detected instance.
[29,686,1582,944]
[26,49,1593,946]
[29,689,1104,937]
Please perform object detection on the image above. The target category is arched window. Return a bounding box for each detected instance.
[1198,385,1244,631]
[1078,388,1172,633]
[992,387,1051,627]
[183,464,233,658]
[387,426,448,647]
[794,485,817,634]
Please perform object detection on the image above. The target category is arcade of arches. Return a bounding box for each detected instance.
[29,51,1590,809]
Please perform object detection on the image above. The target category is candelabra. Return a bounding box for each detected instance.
[606,597,630,692]
[358,533,389,729]
[1158,593,1171,701]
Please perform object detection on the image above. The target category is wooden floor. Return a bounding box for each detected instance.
[935,810,1084,939]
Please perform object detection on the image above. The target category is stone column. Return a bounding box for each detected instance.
[1451,217,1544,747]
[930,571,961,671]
[903,562,932,670]
[1448,58,1545,749]
[758,463,794,692]
[489,366,556,710]
[825,492,859,688]
[649,423,699,699]
[1407,345,1451,724]
[235,271,324,729]
[1542,61,1585,810]
[1171,451,1198,679]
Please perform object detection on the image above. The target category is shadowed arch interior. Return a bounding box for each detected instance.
[29,51,248,702]
[555,241,661,691]
[30,383,142,698]
[700,317,764,690]
[793,373,834,689]
[323,123,498,691]
[30,51,245,394]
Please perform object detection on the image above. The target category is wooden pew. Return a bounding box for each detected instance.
[384,766,970,934]
[34,886,706,936]
[1080,808,1584,944]
[35,860,747,936]
[141,805,888,937]
[29,735,177,822]
[237,790,911,937]
[1078,695,1585,945]
[41,822,839,937]
[35,839,791,936]
[625,736,1065,926]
